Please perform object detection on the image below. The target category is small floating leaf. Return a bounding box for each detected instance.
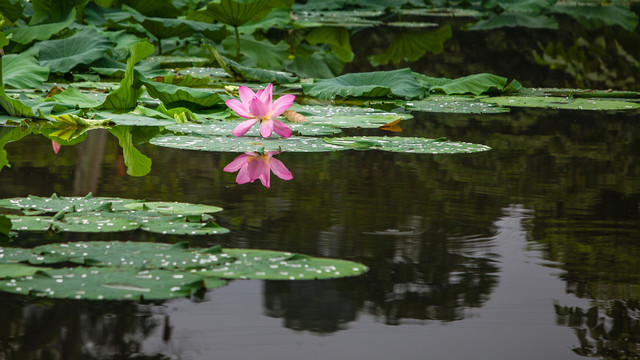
[481,96,640,110]
[323,136,492,154]
[198,248,369,280]
[123,201,223,214]
[0,267,212,300]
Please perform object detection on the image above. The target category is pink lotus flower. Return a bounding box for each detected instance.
[223,151,292,188]
[225,83,295,138]
[52,140,61,154]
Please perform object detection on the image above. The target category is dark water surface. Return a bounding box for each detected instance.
[0,105,639,359]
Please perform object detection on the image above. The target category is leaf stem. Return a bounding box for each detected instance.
[234,26,240,61]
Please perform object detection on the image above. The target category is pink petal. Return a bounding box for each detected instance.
[235,165,252,184]
[270,94,295,118]
[249,97,269,118]
[223,153,251,172]
[258,83,273,104]
[247,157,270,187]
[269,157,293,180]
[238,86,256,108]
[52,140,61,154]
[260,119,274,138]
[225,99,252,118]
[272,119,292,138]
[232,119,259,137]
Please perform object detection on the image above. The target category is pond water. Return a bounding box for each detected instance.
[1,104,639,359]
[2,18,640,360]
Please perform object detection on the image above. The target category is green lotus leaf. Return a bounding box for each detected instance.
[9,8,76,44]
[0,214,11,237]
[402,96,510,114]
[369,24,452,66]
[32,28,113,73]
[46,87,106,109]
[101,112,175,127]
[123,201,223,214]
[108,126,152,177]
[305,27,353,62]
[0,246,45,265]
[0,126,32,172]
[1,52,49,89]
[301,68,425,100]
[7,213,140,233]
[30,0,88,24]
[139,78,224,109]
[417,73,521,96]
[323,136,492,154]
[549,4,638,31]
[165,121,342,137]
[213,52,298,84]
[198,0,277,27]
[0,267,212,300]
[150,134,350,152]
[222,35,289,69]
[0,264,52,279]
[32,241,235,269]
[480,96,640,111]
[141,220,230,235]
[101,42,155,111]
[198,248,369,280]
[0,193,142,213]
[467,13,559,30]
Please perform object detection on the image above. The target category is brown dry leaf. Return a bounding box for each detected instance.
[379,118,402,132]
[45,86,65,98]
[283,110,309,123]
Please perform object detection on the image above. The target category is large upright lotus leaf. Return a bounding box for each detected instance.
[301,68,425,100]
[0,0,24,22]
[0,214,11,237]
[9,9,76,44]
[33,241,235,269]
[222,35,289,69]
[549,4,638,31]
[33,28,113,73]
[480,96,640,111]
[198,248,369,280]
[284,51,344,79]
[139,17,227,40]
[213,52,298,84]
[200,0,276,27]
[108,126,152,177]
[0,88,39,118]
[418,73,520,96]
[467,13,559,30]
[101,42,155,111]
[123,201,223,214]
[150,134,350,152]
[30,0,88,24]
[0,267,211,300]
[139,78,224,109]
[323,136,492,154]
[402,96,510,114]
[165,121,342,137]
[0,194,142,213]
[369,24,452,66]
[0,126,32,172]
[305,27,353,62]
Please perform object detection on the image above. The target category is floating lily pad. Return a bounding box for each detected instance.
[323,136,492,154]
[290,104,413,128]
[403,96,510,114]
[0,264,51,279]
[197,248,369,280]
[165,121,342,137]
[480,96,640,110]
[32,241,234,269]
[0,194,141,213]
[123,201,223,214]
[150,134,350,153]
[140,219,230,235]
[0,267,212,300]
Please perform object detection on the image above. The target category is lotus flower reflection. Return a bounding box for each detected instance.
[225,84,295,138]
[224,152,292,188]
